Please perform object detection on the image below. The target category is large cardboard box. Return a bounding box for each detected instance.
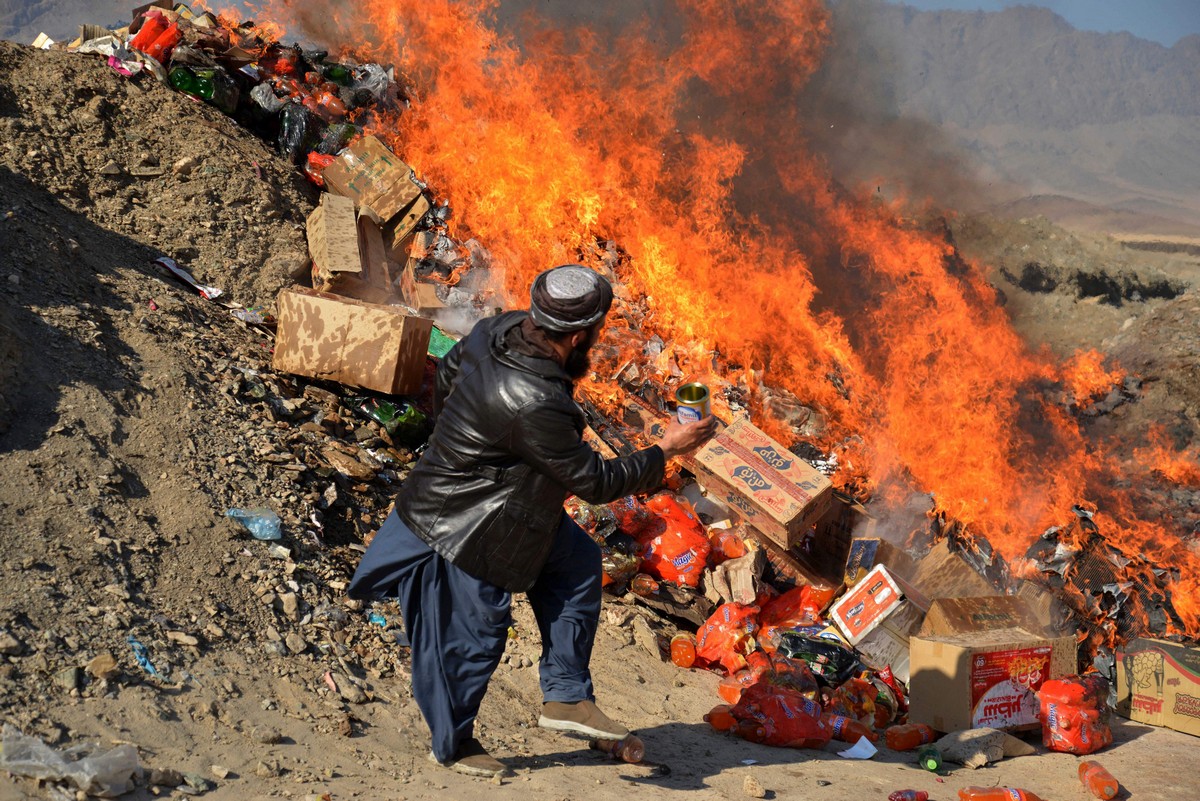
[690,419,833,549]
[829,563,928,683]
[322,136,424,225]
[1116,637,1200,737]
[273,287,432,395]
[909,598,1076,732]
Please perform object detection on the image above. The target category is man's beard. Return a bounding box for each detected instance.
[564,327,598,380]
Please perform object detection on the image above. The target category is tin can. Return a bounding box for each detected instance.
[675,382,711,424]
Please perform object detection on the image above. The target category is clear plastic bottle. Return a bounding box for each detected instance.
[889,792,929,801]
[958,788,1045,801]
[885,723,936,751]
[590,734,645,764]
[1078,760,1119,799]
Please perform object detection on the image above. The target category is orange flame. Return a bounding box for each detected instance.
[238,0,1200,634]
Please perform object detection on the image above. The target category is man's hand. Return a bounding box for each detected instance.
[657,416,720,460]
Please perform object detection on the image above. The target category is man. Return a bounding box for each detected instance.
[348,264,717,778]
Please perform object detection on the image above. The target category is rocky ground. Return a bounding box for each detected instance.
[2,39,1200,801]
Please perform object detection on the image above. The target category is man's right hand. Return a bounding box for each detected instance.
[657,416,720,460]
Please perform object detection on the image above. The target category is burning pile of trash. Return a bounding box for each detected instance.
[16,2,1200,798]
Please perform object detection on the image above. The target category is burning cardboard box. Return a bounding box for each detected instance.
[1116,637,1200,737]
[321,135,425,226]
[273,286,432,395]
[829,563,928,683]
[689,419,833,549]
[306,193,397,303]
[908,597,1076,732]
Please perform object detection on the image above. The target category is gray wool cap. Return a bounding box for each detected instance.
[529,264,614,332]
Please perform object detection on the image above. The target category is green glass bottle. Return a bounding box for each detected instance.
[168,66,212,100]
[917,744,942,772]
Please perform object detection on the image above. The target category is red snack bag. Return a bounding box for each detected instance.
[758,586,822,644]
[1039,675,1113,755]
[827,676,878,724]
[639,494,711,587]
[732,682,831,749]
[697,603,760,675]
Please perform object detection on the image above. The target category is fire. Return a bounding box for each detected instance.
[241,0,1199,634]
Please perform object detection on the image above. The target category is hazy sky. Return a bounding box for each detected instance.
[887,1,1200,46]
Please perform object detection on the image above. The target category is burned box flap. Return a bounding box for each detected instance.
[307,193,361,290]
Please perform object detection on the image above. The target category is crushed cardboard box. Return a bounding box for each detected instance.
[306,193,399,303]
[322,135,424,225]
[400,262,446,315]
[1116,637,1200,738]
[829,563,928,683]
[909,597,1076,732]
[689,419,833,549]
[273,286,432,395]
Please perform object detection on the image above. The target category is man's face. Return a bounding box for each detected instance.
[564,320,604,380]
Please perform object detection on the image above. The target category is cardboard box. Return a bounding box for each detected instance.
[843,537,917,588]
[322,136,424,225]
[909,598,1076,732]
[795,492,872,580]
[273,287,432,395]
[1116,637,1200,737]
[384,195,432,261]
[690,419,833,549]
[400,262,447,315]
[307,193,361,291]
[918,596,1046,638]
[907,539,999,599]
[829,563,928,683]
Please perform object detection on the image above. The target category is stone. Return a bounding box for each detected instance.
[278,592,300,620]
[85,652,119,680]
[0,631,22,655]
[338,680,367,705]
[255,759,281,778]
[97,160,123,176]
[285,631,307,654]
[251,725,282,745]
[210,765,230,780]
[149,768,184,787]
[631,616,663,660]
[54,667,82,690]
[320,447,376,481]
[166,630,200,647]
[173,155,200,176]
[743,775,767,798]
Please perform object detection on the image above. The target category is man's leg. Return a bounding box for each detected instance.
[366,511,512,766]
[530,514,629,739]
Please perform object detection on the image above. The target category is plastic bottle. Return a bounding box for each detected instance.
[917,744,942,772]
[885,723,936,751]
[630,573,659,597]
[733,718,767,743]
[1078,761,1119,799]
[225,507,282,541]
[589,735,645,764]
[704,704,736,732]
[889,792,929,801]
[958,789,1045,801]
[820,713,878,743]
[169,67,213,100]
[670,633,697,668]
[143,22,181,63]
[130,12,168,52]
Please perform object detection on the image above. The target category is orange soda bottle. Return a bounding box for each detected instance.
[821,712,878,743]
[130,11,168,52]
[590,735,645,764]
[958,789,1045,801]
[704,704,737,732]
[885,723,936,751]
[1078,761,1119,799]
[734,718,767,743]
[670,633,697,668]
[630,573,660,597]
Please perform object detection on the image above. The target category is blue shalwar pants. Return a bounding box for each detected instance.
[348,509,602,762]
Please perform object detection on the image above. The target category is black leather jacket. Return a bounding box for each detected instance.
[395,311,666,591]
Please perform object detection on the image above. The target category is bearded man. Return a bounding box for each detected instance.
[349,264,716,777]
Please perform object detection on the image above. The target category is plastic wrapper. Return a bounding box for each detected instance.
[696,602,759,675]
[827,676,878,724]
[0,725,141,797]
[225,507,282,540]
[277,102,322,165]
[1039,674,1113,755]
[599,547,640,588]
[250,82,286,114]
[731,683,831,749]
[719,650,820,705]
[757,586,823,645]
[774,631,863,687]
[706,524,747,566]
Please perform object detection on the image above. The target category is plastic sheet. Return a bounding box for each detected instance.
[0,725,141,797]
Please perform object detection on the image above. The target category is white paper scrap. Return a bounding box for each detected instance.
[837,737,878,760]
